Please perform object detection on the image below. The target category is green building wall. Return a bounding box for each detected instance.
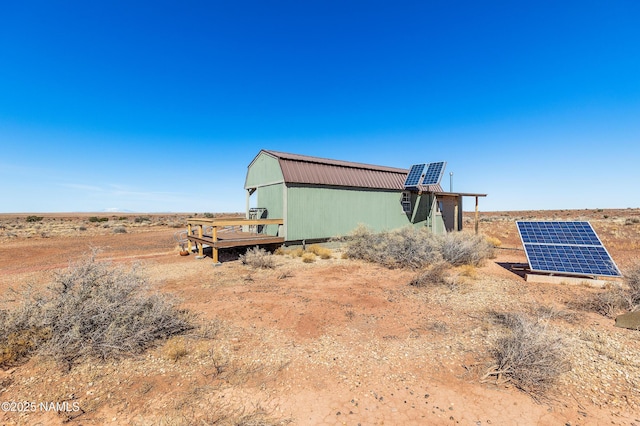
[245,153,284,188]
[285,185,426,241]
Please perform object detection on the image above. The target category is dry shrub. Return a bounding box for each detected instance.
[301,252,316,263]
[164,336,189,362]
[284,247,304,258]
[408,262,450,287]
[0,252,192,368]
[458,264,477,279]
[485,236,502,247]
[625,263,640,310]
[240,247,276,269]
[485,313,570,395]
[438,232,495,266]
[344,225,440,269]
[344,225,494,269]
[579,265,640,317]
[308,244,333,259]
[580,285,628,318]
[274,247,286,256]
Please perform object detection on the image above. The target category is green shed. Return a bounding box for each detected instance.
[244,150,486,242]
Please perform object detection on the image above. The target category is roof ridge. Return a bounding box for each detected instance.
[262,149,408,173]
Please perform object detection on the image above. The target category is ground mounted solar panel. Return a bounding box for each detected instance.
[422,162,446,185]
[516,221,621,278]
[404,163,426,188]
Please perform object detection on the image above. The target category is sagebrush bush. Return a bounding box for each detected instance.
[438,232,495,266]
[240,247,276,269]
[344,225,440,269]
[487,313,569,395]
[0,253,192,368]
[343,225,493,269]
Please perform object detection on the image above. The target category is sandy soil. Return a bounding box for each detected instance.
[0,210,639,425]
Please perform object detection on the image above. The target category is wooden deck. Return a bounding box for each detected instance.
[186,217,284,263]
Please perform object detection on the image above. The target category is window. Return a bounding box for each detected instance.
[401,192,412,213]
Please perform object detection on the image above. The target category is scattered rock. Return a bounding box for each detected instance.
[614,311,640,330]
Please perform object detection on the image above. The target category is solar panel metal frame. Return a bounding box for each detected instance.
[422,161,446,185]
[403,163,426,188]
[516,221,622,278]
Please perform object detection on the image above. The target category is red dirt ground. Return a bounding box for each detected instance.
[0,210,639,425]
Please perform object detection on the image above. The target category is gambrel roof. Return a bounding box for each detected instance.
[257,150,443,192]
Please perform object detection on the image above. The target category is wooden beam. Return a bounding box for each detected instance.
[198,225,204,257]
[186,234,285,249]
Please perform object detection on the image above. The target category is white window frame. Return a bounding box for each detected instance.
[401,192,412,213]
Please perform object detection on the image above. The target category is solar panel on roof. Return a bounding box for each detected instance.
[404,164,426,188]
[422,162,446,185]
[516,221,621,278]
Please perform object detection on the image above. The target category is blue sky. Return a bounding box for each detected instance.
[1,1,639,213]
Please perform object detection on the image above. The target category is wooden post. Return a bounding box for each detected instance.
[475,196,479,235]
[198,224,204,257]
[245,190,250,219]
[212,225,219,264]
[187,223,192,252]
[454,199,459,231]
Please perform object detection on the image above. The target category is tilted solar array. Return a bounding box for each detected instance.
[404,163,426,188]
[422,161,446,185]
[404,161,446,189]
[516,221,621,278]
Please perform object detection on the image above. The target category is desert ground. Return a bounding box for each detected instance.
[0,209,639,425]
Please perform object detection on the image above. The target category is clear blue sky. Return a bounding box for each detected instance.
[1,1,639,213]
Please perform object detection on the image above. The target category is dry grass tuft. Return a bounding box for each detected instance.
[485,236,502,247]
[164,336,189,362]
[307,244,333,259]
[408,262,450,288]
[301,252,316,263]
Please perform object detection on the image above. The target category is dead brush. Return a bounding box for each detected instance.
[576,265,640,317]
[240,246,276,269]
[577,285,628,318]
[483,313,570,397]
[0,252,193,368]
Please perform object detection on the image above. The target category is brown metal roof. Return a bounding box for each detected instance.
[262,150,409,190]
[253,150,471,195]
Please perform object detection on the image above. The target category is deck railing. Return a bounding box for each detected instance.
[186,217,284,263]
